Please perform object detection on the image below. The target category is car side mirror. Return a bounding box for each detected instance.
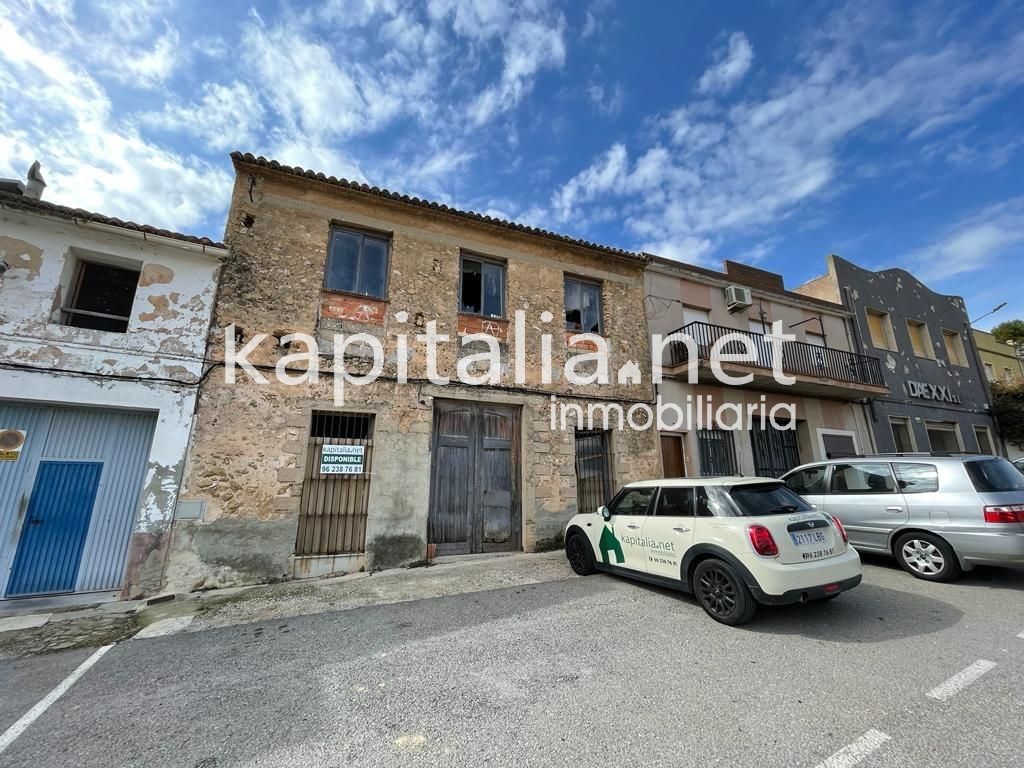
[599,505,612,521]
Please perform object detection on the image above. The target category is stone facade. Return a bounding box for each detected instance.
[165,157,660,591]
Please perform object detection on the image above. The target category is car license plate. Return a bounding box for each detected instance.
[791,530,828,546]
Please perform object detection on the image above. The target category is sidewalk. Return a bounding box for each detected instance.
[0,552,573,657]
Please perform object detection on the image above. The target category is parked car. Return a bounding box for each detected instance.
[563,477,862,626]
[783,455,1024,582]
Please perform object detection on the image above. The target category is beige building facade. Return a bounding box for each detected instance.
[973,329,1024,385]
[163,153,660,591]
[645,258,887,478]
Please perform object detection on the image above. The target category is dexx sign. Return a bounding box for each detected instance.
[905,380,962,404]
[320,444,365,475]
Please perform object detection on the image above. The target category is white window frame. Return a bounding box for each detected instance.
[865,308,897,351]
[924,421,964,452]
[905,319,933,359]
[973,424,995,455]
[888,416,917,452]
[815,428,860,461]
[941,328,968,367]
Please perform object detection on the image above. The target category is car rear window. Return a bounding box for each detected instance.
[723,483,815,517]
[965,458,1024,492]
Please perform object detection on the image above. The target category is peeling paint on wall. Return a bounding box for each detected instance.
[0,236,43,280]
[139,263,175,286]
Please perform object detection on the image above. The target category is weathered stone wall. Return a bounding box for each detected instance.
[166,164,661,591]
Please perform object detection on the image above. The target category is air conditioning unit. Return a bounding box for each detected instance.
[724,284,753,313]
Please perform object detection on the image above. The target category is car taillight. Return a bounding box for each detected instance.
[831,515,849,543]
[983,504,1024,523]
[747,525,779,557]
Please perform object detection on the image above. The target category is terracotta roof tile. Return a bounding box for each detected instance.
[0,191,226,249]
[231,151,645,263]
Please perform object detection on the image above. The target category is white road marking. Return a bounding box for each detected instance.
[132,616,194,639]
[0,643,113,755]
[1017,630,1024,639]
[926,660,997,702]
[815,729,891,768]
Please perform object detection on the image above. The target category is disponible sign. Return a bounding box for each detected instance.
[319,444,365,475]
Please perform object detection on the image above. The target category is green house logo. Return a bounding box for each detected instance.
[599,524,624,565]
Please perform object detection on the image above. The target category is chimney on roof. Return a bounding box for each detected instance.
[24,161,46,200]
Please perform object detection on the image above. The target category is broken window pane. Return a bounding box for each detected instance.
[460,259,482,314]
[63,261,140,333]
[460,257,505,317]
[564,278,603,334]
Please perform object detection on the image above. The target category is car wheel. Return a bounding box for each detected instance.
[693,559,757,626]
[894,532,961,582]
[565,533,596,576]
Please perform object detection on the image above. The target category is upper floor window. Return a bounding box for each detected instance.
[942,329,967,367]
[682,306,710,326]
[459,255,505,318]
[865,308,897,351]
[62,261,139,333]
[325,227,389,298]
[906,320,933,359]
[564,277,603,334]
[984,362,996,381]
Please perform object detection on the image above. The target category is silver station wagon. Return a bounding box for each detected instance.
[782,455,1024,581]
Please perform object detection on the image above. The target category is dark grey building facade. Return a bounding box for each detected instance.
[797,255,1000,456]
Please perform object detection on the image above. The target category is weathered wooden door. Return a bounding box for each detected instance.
[428,400,519,555]
[660,433,688,478]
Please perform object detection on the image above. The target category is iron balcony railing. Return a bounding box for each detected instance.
[664,321,885,387]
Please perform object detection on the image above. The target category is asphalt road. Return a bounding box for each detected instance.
[1,555,1022,768]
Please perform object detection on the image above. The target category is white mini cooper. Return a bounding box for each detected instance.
[563,477,863,625]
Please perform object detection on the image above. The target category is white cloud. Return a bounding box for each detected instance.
[697,32,754,94]
[551,143,628,220]
[580,0,613,40]
[140,82,265,151]
[0,14,228,233]
[549,4,1024,264]
[117,25,181,86]
[903,198,1024,282]
[587,80,624,117]
[467,13,567,125]
[93,0,177,41]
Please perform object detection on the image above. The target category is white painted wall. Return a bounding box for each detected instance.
[0,206,224,594]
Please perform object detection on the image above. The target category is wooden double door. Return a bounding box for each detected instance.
[428,400,520,555]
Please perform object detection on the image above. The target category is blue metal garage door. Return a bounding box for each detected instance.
[6,462,103,596]
[0,403,157,598]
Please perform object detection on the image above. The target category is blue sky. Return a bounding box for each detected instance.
[1,0,1022,328]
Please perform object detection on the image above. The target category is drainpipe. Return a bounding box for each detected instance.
[843,286,879,455]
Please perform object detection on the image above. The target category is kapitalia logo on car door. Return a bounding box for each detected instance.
[905,380,961,403]
[618,533,677,552]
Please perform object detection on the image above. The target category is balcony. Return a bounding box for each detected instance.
[661,321,888,399]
